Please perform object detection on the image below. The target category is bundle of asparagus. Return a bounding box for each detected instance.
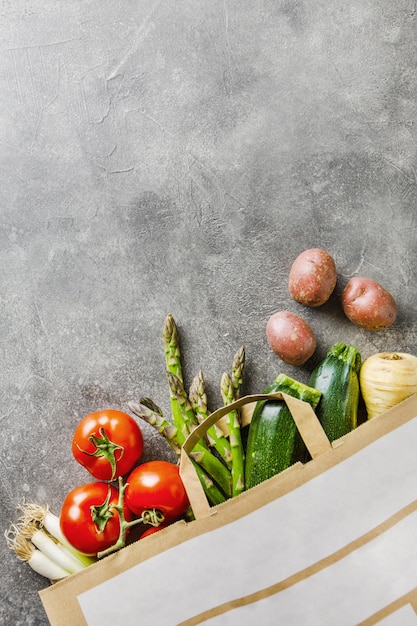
[127,314,246,505]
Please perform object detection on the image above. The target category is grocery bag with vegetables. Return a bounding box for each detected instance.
[6,247,417,593]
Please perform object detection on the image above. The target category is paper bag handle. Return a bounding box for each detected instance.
[180,392,332,519]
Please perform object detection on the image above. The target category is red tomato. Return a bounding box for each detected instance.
[125,461,190,523]
[140,524,169,539]
[60,482,132,556]
[72,410,144,481]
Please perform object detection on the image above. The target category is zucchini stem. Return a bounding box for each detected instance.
[273,373,322,407]
[328,342,362,374]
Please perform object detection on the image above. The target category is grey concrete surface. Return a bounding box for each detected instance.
[1,1,417,624]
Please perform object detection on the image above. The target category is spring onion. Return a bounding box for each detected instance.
[18,502,95,568]
[5,525,71,581]
[5,501,95,582]
[21,521,85,574]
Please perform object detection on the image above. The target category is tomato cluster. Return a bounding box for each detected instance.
[59,409,190,557]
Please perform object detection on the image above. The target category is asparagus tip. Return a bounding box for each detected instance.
[139,397,164,416]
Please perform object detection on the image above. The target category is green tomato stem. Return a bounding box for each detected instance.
[96,478,165,559]
[75,427,124,481]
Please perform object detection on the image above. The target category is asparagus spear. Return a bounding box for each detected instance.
[162,314,232,496]
[168,373,232,497]
[192,464,227,506]
[163,315,200,433]
[139,397,164,416]
[127,400,227,506]
[162,313,184,383]
[189,371,232,468]
[221,372,245,497]
[231,346,245,399]
[127,400,182,456]
[167,372,201,436]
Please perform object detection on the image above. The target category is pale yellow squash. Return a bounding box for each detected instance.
[360,352,417,419]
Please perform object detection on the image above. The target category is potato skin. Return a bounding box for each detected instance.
[288,248,337,307]
[266,311,316,365]
[341,277,397,331]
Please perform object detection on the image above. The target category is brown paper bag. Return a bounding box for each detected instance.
[40,392,417,626]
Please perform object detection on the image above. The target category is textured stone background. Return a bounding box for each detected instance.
[1,1,417,624]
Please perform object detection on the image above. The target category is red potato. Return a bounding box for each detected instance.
[289,248,337,307]
[266,311,316,366]
[341,277,397,331]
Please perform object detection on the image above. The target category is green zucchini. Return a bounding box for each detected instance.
[308,342,361,442]
[245,374,322,489]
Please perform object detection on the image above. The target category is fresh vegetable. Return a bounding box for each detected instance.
[20,524,85,574]
[167,372,232,497]
[360,352,417,419]
[72,409,144,481]
[127,399,227,506]
[163,313,197,439]
[288,248,337,307]
[6,533,71,581]
[60,481,133,556]
[14,502,95,567]
[189,370,232,468]
[140,524,169,539]
[245,374,322,489]
[220,372,245,497]
[5,503,94,581]
[341,277,397,331]
[266,310,316,365]
[125,461,190,523]
[230,345,245,398]
[162,314,232,498]
[308,342,361,441]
